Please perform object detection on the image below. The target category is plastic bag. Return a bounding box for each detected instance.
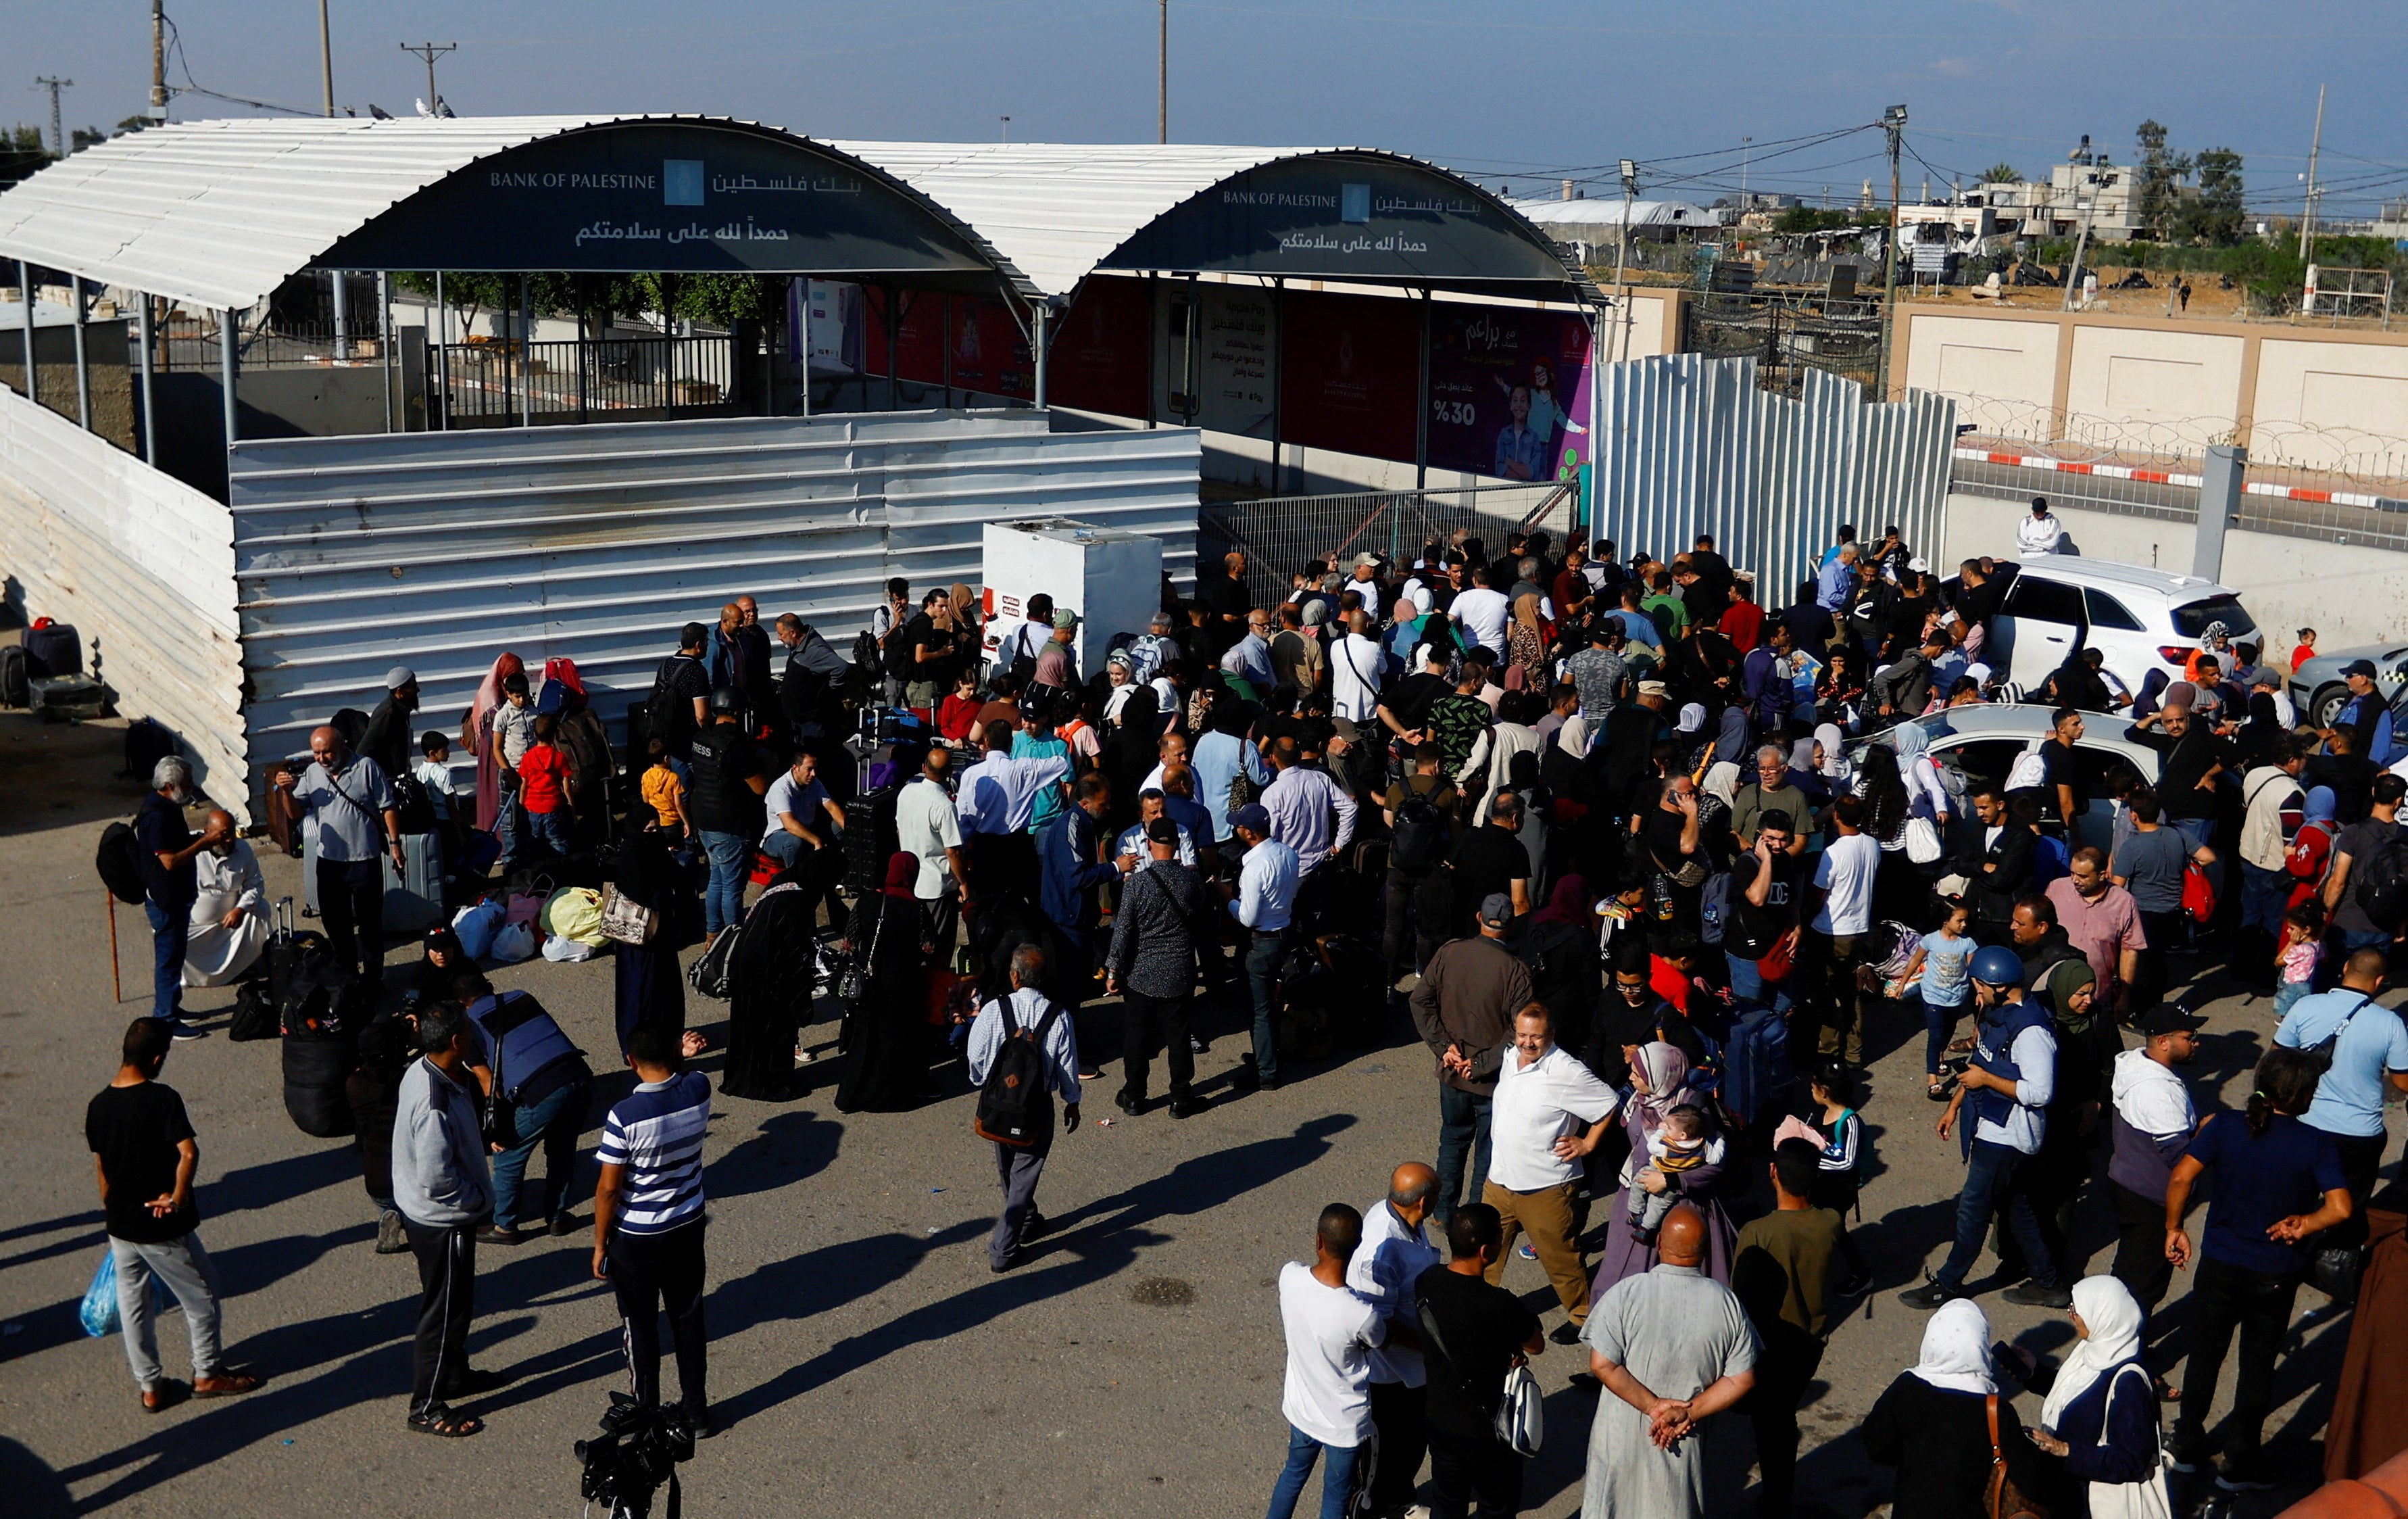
[79,1247,166,1338]
[489,919,537,964]
[452,898,506,961]
[543,886,608,947]
[541,932,597,963]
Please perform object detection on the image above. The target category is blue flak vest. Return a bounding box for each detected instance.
[1970,996,2053,1130]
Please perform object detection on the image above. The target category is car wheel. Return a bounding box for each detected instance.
[2311,683,2348,729]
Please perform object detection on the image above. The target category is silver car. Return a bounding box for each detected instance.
[2290,644,2408,731]
[1850,702,2164,854]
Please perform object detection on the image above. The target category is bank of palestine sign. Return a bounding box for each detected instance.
[318,122,993,278]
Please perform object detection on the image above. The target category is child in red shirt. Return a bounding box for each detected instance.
[516,713,574,856]
[935,669,982,745]
[2290,627,2317,673]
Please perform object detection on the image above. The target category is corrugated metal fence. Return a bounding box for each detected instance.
[1592,355,1956,598]
[0,383,248,813]
[226,410,1200,775]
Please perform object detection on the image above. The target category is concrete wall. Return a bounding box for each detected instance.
[1893,304,2408,475]
[1942,490,2408,649]
[1,320,135,453]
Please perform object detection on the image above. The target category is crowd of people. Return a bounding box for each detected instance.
[94,514,2408,1514]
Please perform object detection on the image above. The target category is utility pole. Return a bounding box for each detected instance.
[1158,0,1168,144]
[1879,103,1906,398]
[149,1,168,120]
[34,76,72,158]
[2299,82,2326,260]
[1000,116,1010,144]
[1613,158,1637,364]
[399,42,456,110]
[1741,137,1750,203]
[318,1,335,116]
[2061,166,2113,312]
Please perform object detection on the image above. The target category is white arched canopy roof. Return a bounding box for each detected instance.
[0,115,1031,312]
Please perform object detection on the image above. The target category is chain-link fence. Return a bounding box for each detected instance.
[1684,289,1884,396]
[1198,480,1575,583]
[1951,452,2408,551]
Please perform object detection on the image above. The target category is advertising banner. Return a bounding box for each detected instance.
[787,277,864,375]
[1047,276,1150,418]
[861,287,950,387]
[1194,283,1275,439]
[948,295,1033,402]
[1278,289,1418,464]
[1426,305,1594,484]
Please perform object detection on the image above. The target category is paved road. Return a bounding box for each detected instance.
[0,709,2376,1517]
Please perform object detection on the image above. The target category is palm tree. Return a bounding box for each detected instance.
[1978,162,2023,185]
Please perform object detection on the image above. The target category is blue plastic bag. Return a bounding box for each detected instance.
[80,1247,169,1338]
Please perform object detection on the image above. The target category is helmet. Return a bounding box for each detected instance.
[708,685,745,715]
[1969,946,2023,989]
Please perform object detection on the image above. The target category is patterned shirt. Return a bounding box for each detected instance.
[597,1069,710,1235]
[1426,693,1494,778]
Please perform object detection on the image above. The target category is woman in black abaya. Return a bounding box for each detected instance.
[835,852,937,1112]
[611,825,699,1059]
[720,859,819,1101]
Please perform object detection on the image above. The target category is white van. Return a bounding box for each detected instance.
[1985,556,2258,699]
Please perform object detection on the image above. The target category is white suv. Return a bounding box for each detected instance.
[1985,556,2259,699]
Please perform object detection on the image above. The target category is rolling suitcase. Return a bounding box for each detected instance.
[841,785,900,897]
[24,621,80,677]
[0,644,26,708]
[383,829,443,937]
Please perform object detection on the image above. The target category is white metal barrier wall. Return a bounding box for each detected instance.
[0,383,248,815]
[226,410,1200,775]
[1592,355,1957,598]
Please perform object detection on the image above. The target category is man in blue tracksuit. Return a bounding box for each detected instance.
[1899,944,2072,1311]
[1037,771,1136,1075]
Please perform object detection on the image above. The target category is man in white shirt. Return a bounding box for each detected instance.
[1800,794,1882,1067]
[2017,496,2067,555]
[182,813,270,987]
[1329,608,1385,726]
[956,725,1068,919]
[1113,790,1198,872]
[1344,1162,1441,1518]
[1346,553,1386,621]
[1266,1204,1385,1519]
[760,752,843,869]
[966,945,1081,1273]
[1900,944,2067,1309]
[1225,804,1300,1093]
[894,747,969,938]
[1450,564,1511,658]
[1483,1004,1618,1343]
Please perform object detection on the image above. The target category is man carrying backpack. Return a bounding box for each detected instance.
[645,625,712,762]
[2326,773,2408,969]
[131,756,231,1038]
[968,944,1081,1272]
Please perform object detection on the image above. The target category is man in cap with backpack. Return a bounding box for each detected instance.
[126,756,232,1038]
[2324,772,2408,965]
[968,944,1082,1272]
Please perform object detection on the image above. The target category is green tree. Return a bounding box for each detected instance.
[1,124,47,186]
[2181,147,2246,245]
[1978,162,2023,185]
[2133,120,2192,243]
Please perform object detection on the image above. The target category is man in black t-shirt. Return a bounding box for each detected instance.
[1377,645,1454,750]
[2033,706,2086,827]
[1196,552,1252,660]
[647,625,712,760]
[1416,1203,1544,1518]
[87,1018,260,1409]
[1726,812,1802,1012]
[684,694,769,942]
[1445,796,1532,938]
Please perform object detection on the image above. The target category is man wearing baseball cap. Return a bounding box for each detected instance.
[1224,804,1300,1094]
[1408,893,1533,1228]
[1900,944,2069,1310]
[2327,658,2395,765]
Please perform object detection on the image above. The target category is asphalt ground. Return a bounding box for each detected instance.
[0,707,2387,1518]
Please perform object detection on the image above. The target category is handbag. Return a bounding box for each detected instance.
[597,882,660,947]
[1905,816,1944,865]
[691,882,799,1000]
[2181,860,2216,924]
[2309,1242,2366,1305]
[840,896,891,1002]
[1986,1394,2049,1519]
[2084,1366,2176,1519]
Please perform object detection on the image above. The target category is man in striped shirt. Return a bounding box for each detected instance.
[593,1023,714,1436]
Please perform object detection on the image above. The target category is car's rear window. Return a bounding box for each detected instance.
[2170,594,2257,639]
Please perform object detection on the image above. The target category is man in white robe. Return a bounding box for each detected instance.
[182,813,269,987]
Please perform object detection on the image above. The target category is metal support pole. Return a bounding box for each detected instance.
[378,271,393,432]
[520,274,533,427]
[1269,279,1283,491]
[434,272,448,430]
[1032,302,1050,411]
[71,276,89,429]
[1414,287,1431,493]
[220,306,239,447]
[883,286,899,410]
[330,269,349,353]
[2194,443,2244,583]
[943,293,955,411]
[18,260,34,409]
[1881,105,1907,399]
[1144,274,1156,428]
[138,293,158,464]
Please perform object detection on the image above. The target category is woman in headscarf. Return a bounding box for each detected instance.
[720,852,822,1102]
[1504,592,1549,690]
[1854,743,1933,926]
[611,825,699,1059]
[1817,646,1867,731]
[1590,1041,1738,1291]
[1890,721,1955,830]
[1101,651,1140,724]
[1863,1300,2046,1518]
[948,581,983,656]
[835,852,937,1113]
[541,656,614,846]
[2025,1275,2167,1514]
[2232,688,2289,771]
[464,651,525,834]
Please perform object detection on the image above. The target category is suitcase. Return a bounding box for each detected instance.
[0,644,26,708]
[841,786,900,897]
[1720,1005,1791,1131]
[24,621,80,678]
[30,675,107,722]
[383,828,443,938]
[235,899,312,1042]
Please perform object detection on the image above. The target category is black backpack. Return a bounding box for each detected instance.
[97,821,148,905]
[974,998,1064,1148]
[644,654,703,754]
[2353,829,2408,934]
[1390,792,1445,873]
[852,629,885,683]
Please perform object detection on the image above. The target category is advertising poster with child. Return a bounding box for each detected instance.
[1425,307,1593,485]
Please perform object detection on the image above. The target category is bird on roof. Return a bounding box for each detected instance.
[433,95,456,118]
[414,97,432,117]
[368,104,393,120]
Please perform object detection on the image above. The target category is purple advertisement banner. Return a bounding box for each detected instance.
[1426,306,1592,484]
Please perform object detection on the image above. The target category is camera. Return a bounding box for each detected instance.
[575,1392,696,1519]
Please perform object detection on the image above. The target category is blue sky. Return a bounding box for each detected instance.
[14,1,2407,216]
